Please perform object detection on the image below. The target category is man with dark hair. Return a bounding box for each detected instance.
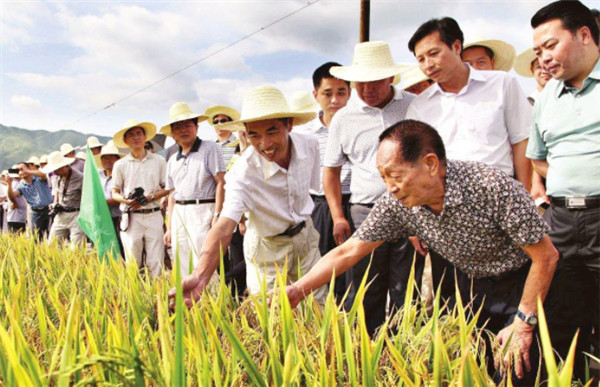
[287,119,559,384]
[406,17,533,306]
[528,0,600,378]
[295,61,352,301]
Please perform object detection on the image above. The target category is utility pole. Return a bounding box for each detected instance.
[359,0,370,43]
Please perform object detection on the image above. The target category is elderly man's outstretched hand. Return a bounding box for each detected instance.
[168,273,210,310]
[284,284,306,309]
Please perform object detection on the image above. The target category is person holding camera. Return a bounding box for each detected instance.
[111,120,170,277]
[41,151,85,246]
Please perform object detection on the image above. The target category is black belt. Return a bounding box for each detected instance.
[62,207,79,213]
[132,207,161,214]
[311,194,351,204]
[352,202,374,208]
[175,198,216,205]
[276,221,306,237]
[550,195,600,209]
[31,206,49,212]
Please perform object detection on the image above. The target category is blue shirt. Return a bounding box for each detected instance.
[16,176,53,209]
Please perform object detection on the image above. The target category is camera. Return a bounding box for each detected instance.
[126,187,148,206]
[8,168,20,175]
[48,203,64,217]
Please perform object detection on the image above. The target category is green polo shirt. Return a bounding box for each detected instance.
[527,58,600,197]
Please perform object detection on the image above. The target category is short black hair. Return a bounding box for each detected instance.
[462,45,495,60]
[124,126,146,138]
[531,1,599,45]
[312,62,350,90]
[379,119,446,165]
[408,17,464,54]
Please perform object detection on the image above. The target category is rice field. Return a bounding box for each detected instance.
[0,233,589,386]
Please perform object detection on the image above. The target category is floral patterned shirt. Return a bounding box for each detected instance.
[354,160,549,278]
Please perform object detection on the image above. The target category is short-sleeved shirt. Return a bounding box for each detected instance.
[526,59,600,197]
[407,66,531,176]
[99,170,121,218]
[325,87,415,204]
[221,131,320,237]
[294,114,351,195]
[354,160,548,278]
[166,137,225,200]
[7,180,27,223]
[56,167,83,208]
[216,134,238,169]
[112,151,166,211]
[16,176,53,209]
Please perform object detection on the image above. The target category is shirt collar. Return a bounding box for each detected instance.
[556,57,600,97]
[253,132,308,179]
[125,150,152,162]
[217,133,237,145]
[427,64,484,99]
[176,137,202,160]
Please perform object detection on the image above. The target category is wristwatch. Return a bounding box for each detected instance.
[516,310,538,326]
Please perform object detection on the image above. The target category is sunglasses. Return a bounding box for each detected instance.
[213,118,232,125]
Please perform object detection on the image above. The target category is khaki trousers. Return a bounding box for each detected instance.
[171,202,214,277]
[243,218,326,302]
[120,211,165,277]
[48,211,84,247]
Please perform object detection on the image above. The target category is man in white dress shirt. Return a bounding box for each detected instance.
[169,85,326,303]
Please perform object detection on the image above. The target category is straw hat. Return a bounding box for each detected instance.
[160,102,208,136]
[94,142,125,169]
[462,36,516,72]
[76,151,86,160]
[41,151,75,174]
[26,156,40,166]
[113,119,156,148]
[513,48,537,78]
[40,154,48,164]
[60,143,76,156]
[402,65,430,90]
[218,85,316,130]
[330,41,411,85]
[86,136,104,149]
[204,105,241,126]
[289,91,320,113]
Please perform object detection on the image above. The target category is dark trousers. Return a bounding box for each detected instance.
[430,250,461,308]
[459,263,541,386]
[346,203,424,336]
[311,194,351,301]
[224,227,247,298]
[7,222,26,233]
[543,206,600,380]
[31,207,49,241]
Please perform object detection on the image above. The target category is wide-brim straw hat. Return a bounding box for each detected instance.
[60,143,76,156]
[94,142,125,169]
[514,48,536,78]
[41,151,75,174]
[463,36,516,72]
[330,41,412,85]
[76,152,86,160]
[160,102,208,136]
[113,119,157,148]
[40,154,48,164]
[26,156,40,166]
[87,136,104,149]
[402,65,430,90]
[289,90,320,113]
[217,85,316,130]
[204,105,241,127]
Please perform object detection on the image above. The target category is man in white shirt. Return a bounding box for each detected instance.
[406,17,533,303]
[169,85,326,302]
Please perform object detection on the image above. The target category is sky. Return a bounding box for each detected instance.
[1,0,599,145]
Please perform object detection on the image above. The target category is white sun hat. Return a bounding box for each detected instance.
[41,151,75,174]
[330,41,412,85]
[462,35,516,72]
[26,156,40,166]
[513,48,537,78]
[76,151,86,160]
[113,119,157,148]
[94,142,125,168]
[60,143,76,156]
[39,154,48,164]
[402,65,430,90]
[159,102,208,136]
[204,105,241,127]
[289,90,320,113]
[218,85,316,130]
[86,136,104,149]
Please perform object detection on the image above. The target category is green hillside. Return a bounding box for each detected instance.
[0,124,112,171]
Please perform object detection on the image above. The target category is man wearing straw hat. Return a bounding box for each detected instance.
[461,36,516,72]
[205,105,242,169]
[323,41,422,336]
[42,151,85,245]
[169,85,326,302]
[514,48,552,105]
[95,141,125,256]
[86,136,104,156]
[60,143,85,173]
[161,102,226,277]
[111,120,170,277]
[402,65,433,95]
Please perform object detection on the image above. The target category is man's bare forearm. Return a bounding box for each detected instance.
[531,159,549,179]
[518,235,559,315]
[193,217,237,280]
[512,140,532,192]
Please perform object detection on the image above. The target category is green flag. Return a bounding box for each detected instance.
[77,145,119,261]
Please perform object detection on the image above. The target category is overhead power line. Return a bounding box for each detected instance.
[59,0,321,130]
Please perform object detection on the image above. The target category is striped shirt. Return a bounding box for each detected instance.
[295,114,351,195]
[16,176,53,209]
[166,137,225,200]
[325,87,415,204]
[216,134,238,168]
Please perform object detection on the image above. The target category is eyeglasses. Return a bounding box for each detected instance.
[213,118,231,125]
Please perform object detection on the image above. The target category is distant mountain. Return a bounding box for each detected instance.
[0,124,112,171]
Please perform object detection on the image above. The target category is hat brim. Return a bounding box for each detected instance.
[113,122,157,148]
[514,48,536,78]
[463,40,516,72]
[217,111,316,131]
[159,114,208,136]
[330,64,411,85]
[41,157,75,174]
[205,106,241,126]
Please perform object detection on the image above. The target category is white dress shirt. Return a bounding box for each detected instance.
[112,151,166,211]
[406,66,531,176]
[220,131,320,237]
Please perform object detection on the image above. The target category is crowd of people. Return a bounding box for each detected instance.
[1,0,598,383]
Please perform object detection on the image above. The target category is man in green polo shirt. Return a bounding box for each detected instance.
[527,1,599,379]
